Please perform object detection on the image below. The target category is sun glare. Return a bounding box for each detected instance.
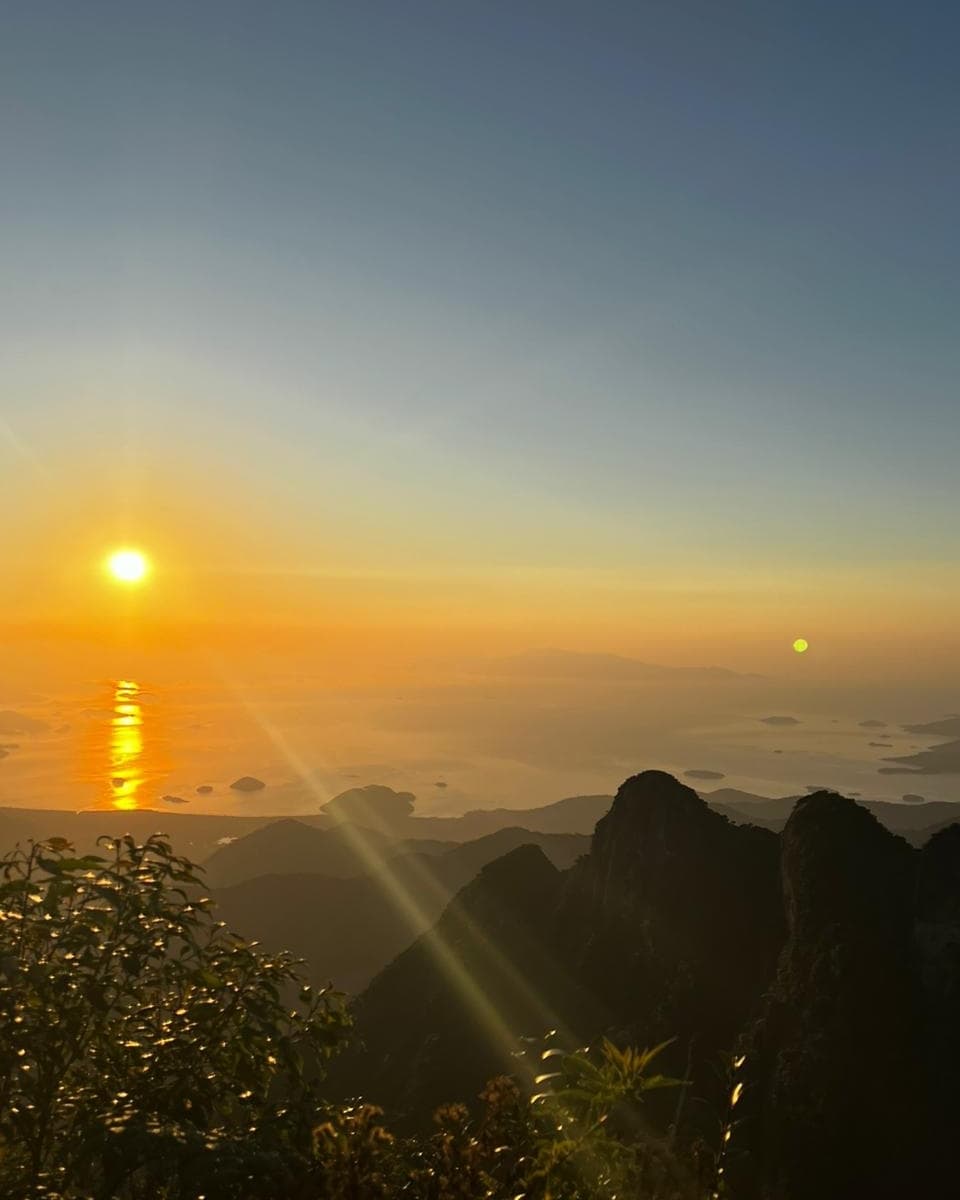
[107,549,150,585]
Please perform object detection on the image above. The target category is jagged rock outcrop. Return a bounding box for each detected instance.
[739,792,925,1200]
[558,771,783,1050]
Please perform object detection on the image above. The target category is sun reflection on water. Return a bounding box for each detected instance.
[110,680,144,809]
[75,679,178,809]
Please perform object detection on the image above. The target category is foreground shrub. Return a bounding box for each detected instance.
[0,836,349,1198]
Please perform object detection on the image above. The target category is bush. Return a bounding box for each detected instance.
[0,836,349,1198]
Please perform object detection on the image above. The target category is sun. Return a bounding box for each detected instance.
[106,548,150,585]
[792,637,809,654]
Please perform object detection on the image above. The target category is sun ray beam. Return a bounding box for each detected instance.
[213,657,580,1089]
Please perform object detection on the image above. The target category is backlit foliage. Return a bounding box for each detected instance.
[0,836,348,1198]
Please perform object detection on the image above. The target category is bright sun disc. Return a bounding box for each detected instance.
[792,637,809,654]
[107,549,150,584]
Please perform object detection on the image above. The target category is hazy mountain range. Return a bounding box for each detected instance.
[210,823,590,992]
[486,648,763,681]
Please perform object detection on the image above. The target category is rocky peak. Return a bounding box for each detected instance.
[449,843,561,931]
[560,770,783,1077]
[598,768,708,827]
[781,790,915,945]
[741,792,924,1199]
[476,840,558,888]
[574,769,780,931]
[588,770,719,894]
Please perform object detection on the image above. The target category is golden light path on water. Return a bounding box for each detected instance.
[110,680,145,810]
[74,678,172,810]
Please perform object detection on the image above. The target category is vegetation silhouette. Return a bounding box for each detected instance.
[0,836,347,1198]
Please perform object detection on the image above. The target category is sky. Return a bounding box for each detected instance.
[2,0,959,686]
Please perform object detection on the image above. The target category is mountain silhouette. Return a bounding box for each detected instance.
[202,818,452,888]
[491,648,758,681]
[736,791,960,1198]
[211,825,589,992]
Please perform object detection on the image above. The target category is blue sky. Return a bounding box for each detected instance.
[2,1,958,589]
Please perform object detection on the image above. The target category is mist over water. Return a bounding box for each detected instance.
[2,664,958,814]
